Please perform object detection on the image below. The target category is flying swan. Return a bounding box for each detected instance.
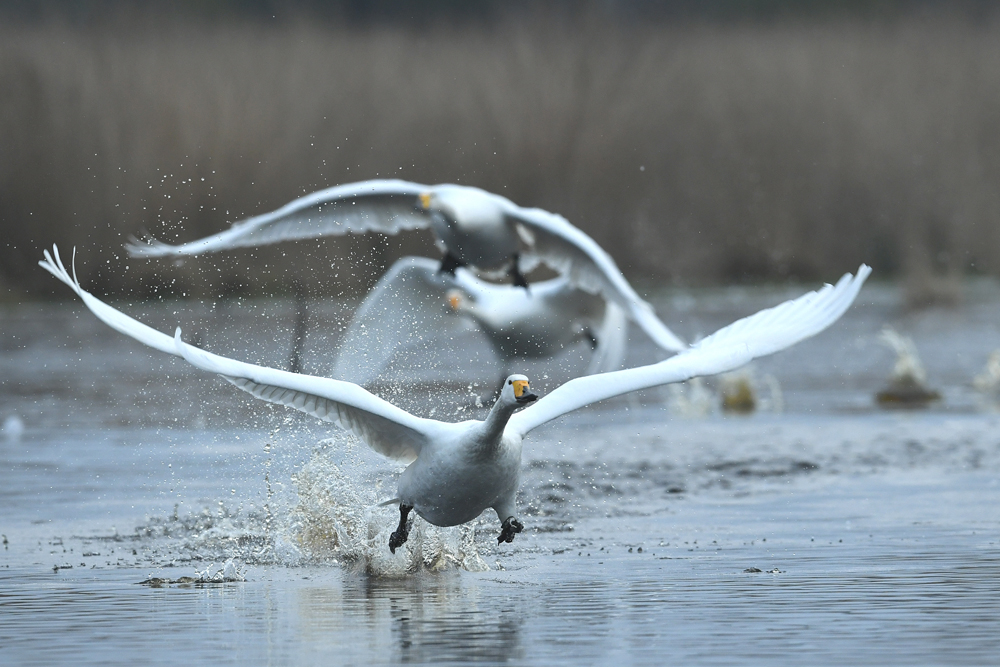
[334,256,627,389]
[40,246,870,551]
[126,180,687,353]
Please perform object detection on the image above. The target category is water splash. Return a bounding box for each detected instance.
[667,377,714,418]
[973,349,1000,393]
[668,368,782,417]
[972,349,1000,411]
[876,327,941,407]
[286,438,489,576]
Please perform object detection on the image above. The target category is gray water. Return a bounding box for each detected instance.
[2,280,1000,665]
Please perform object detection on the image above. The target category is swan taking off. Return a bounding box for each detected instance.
[126,180,686,353]
[333,256,627,389]
[40,246,869,551]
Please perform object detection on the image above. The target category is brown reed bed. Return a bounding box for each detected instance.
[2,12,999,303]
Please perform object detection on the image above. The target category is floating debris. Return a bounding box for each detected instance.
[875,327,941,408]
[139,559,245,587]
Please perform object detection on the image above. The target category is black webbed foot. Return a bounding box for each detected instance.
[389,504,414,554]
[497,516,524,544]
[438,252,467,276]
[508,253,530,290]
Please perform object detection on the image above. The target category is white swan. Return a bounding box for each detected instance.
[333,256,627,389]
[126,180,686,353]
[40,246,870,550]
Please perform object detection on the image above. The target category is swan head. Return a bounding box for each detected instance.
[446,288,470,313]
[501,374,538,406]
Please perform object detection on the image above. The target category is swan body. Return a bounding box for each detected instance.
[334,256,626,386]
[40,246,870,549]
[126,180,687,353]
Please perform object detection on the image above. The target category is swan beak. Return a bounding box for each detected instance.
[513,380,538,404]
[447,292,461,311]
[418,192,432,210]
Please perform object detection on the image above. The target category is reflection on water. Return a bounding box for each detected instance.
[3,530,999,666]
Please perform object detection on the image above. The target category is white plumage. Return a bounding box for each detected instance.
[126,180,687,353]
[40,246,870,549]
[333,256,627,387]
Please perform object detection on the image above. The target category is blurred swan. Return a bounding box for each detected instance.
[875,327,941,408]
[126,179,686,353]
[40,246,869,551]
[334,257,626,389]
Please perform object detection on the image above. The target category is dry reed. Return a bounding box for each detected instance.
[2,12,999,302]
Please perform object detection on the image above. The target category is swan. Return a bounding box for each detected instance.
[333,256,627,390]
[40,246,870,551]
[125,180,687,353]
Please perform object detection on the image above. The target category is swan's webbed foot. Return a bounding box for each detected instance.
[497,516,524,544]
[389,504,413,554]
[508,254,529,290]
[438,252,467,276]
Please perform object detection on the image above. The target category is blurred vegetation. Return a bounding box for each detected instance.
[2,1,999,304]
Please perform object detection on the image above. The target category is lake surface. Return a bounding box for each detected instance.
[2,279,1000,665]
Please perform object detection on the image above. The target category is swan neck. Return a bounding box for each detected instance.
[482,399,517,443]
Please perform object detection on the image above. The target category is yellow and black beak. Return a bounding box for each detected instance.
[418,192,432,210]
[513,380,538,404]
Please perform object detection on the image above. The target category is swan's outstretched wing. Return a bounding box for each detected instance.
[39,246,433,463]
[508,265,871,438]
[126,179,429,257]
[503,204,686,353]
[334,257,477,384]
[586,302,628,375]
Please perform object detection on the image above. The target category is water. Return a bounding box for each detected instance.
[2,281,1000,665]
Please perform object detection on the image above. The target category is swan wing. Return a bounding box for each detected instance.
[126,179,430,257]
[509,265,871,438]
[586,301,628,375]
[334,256,477,384]
[503,204,686,353]
[39,246,432,463]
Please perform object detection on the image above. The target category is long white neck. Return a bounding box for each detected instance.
[480,398,518,445]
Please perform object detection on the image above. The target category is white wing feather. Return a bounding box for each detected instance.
[126,179,429,257]
[503,204,686,353]
[333,257,476,384]
[586,302,627,375]
[508,265,871,438]
[39,246,433,463]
